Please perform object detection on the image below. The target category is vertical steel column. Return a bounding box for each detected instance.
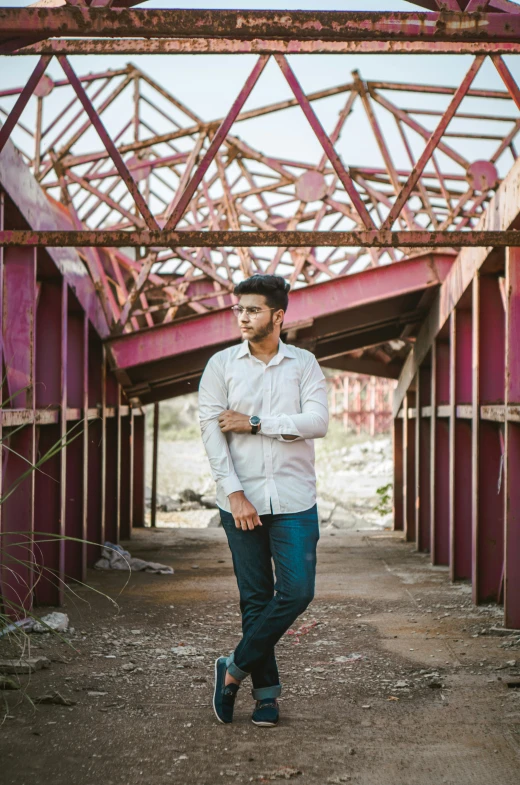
[450,307,473,581]
[393,414,404,531]
[100,345,107,546]
[403,390,416,542]
[119,403,132,540]
[504,248,520,628]
[472,274,505,604]
[431,338,450,566]
[34,278,65,606]
[87,326,103,564]
[1,245,36,615]
[104,365,120,544]
[81,313,88,581]
[151,402,160,528]
[64,300,86,585]
[132,411,146,527]
[416,362,431,553]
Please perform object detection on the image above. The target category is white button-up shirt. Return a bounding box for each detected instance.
[198,339,329,515]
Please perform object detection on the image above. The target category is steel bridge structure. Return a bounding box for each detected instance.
[0,1,519,629]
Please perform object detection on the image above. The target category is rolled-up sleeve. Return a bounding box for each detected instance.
[198,355,244,496]
[260,355,329,442]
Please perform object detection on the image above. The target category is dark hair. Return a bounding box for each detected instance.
[233,274,290,313]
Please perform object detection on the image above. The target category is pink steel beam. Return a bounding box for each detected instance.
[0,56,52,154]
[163,55,269,231]
[491,54,520,109]
[1,230,518,248]
[107,254,454,370]
[2,9,520,42]
[11,39,520,56]
[274,55,375,230]
[57,56,159,232]
[382,56,485,230]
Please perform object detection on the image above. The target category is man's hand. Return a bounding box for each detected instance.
[229,491,262,530]
[218,409,252,434]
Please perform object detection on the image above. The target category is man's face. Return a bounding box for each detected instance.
[236,294,282,342]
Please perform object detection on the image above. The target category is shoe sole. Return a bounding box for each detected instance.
[213,656,227,724]
[252,719,278,727]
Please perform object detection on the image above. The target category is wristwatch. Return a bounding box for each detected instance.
[249,415,261,435]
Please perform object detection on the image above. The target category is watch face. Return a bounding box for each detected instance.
[250,416,261,426]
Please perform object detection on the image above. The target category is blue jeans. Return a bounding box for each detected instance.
[218,503,319,700]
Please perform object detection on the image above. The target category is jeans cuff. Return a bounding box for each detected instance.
[226,652,249,681]
[251,684,282,700]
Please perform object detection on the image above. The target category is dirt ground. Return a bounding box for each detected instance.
[1,526,520,785]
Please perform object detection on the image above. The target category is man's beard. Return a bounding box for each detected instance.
[249,315,275,342]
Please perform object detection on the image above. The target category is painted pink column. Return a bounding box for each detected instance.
[87,325,103,565]
[403,391,416,542]
[505,248,520,629]
[132,412,146,528]
[450,307,473,581]
[472,275,505,604]
[119,403,132,541]
[65,301,86,584]
[393,415,404,531]
[416,362,431,553]
[104,363,119,544]
[432,339,450,566]
[1,245,36,616]
[34,279,67,606]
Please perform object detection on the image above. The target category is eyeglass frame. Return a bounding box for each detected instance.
[230,305,279,320]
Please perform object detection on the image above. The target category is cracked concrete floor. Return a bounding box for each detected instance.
[1,527,519,785]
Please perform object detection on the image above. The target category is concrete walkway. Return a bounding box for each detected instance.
[1,527,519,785]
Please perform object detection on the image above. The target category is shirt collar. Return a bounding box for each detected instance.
[237,338,296,363]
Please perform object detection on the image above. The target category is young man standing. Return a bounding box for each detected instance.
[198,274,329,727]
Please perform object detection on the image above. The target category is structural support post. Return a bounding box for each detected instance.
[504,248,520,628]
[450,307,473,581]
[151,402,160,528]
[1,245,36,615]
[403,390,416,542]
[393,415,404,531]
[132,411,145,528]
[431,338,450,566]
[416,362,431,553]
[472,274,505,604]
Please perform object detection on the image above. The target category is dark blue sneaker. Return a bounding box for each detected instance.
[213,657,239,724]
[252,698,279,727]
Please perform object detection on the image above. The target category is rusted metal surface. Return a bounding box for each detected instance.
[2,9,520,43]
[9,38,520,56]
[0,229,518,247]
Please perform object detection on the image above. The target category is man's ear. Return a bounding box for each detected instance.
[274,309,285,325]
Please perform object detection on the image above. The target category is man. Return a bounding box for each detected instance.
[198,274,329,727]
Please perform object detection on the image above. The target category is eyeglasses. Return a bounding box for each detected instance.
[230,305,277,320]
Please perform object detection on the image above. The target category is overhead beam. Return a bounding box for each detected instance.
[0,230,518,248]
[393,153,520,416]
[106,253,454,372]
[1,9,520,43]
[11,39,520,56]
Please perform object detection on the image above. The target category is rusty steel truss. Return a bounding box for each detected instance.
[0,2,519,629]
[1,48,520,331]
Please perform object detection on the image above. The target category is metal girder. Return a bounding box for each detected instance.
[10,39,520,56]
[106,253,453,372]
[1,9,520,43]
[393,151,520,416]
[0,230,518,248]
